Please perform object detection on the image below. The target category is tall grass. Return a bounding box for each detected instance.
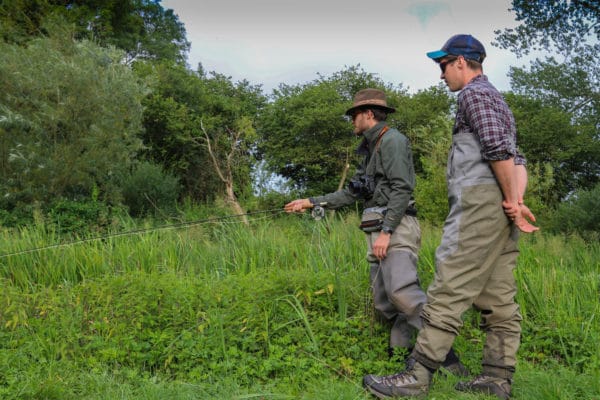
[516,234,600,373]
[0,210,598,399]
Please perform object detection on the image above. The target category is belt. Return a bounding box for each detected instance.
[405,206,417,217]
[362,206,418,217]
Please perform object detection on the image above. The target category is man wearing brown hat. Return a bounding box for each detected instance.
[284,88,464,372]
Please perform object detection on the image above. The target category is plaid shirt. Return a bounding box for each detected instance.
[454,75,525,165]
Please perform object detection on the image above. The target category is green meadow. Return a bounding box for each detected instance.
[1,211,599,399]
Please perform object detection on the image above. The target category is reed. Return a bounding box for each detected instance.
[0,210,598,399]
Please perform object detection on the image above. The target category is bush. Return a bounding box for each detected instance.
[413,117,451,226]
[0,203,36,228]
[122,162,181,217]
[0,31,145,212]
[547,183,600,241]
[46,199,124,236]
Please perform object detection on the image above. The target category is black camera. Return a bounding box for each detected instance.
[348,175,375,198]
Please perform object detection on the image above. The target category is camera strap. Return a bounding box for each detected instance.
[375,125,390,151]
[365,125,390,177]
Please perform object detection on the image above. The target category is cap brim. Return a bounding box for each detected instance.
[426,50,448,60]
[345,104,396,116]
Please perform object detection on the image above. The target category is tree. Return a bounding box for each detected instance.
[413,117,452,225]
[257,66,454,196]
[0,30,145,211]
[389,84,453,174]
[196,118,255,224]
[548,182,600,242]
[505,93,598,203]
[257,66,394,195]
[494,0,600,198]
[135,62,266,205]
[0,0,190,64]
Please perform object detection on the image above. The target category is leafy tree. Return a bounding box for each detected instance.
[547,182,600,242]
[257,66,395,195]
[0,0,189,64]
[257,66,454,197]
[0,0,49,44]
[135,62,266,204]
[0,29,145,211]
[413,117,452,225]
[494,0,600,198]
[390,84,453,174]
[505,93,598,204]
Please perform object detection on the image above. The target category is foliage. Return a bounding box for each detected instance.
[46,198,124,236]
[0,29,146,212]
[494,0,600,197]
[0,0,190,64]
[504,92,595,204]
[135,61,266,202]
[545,182,600,241]
[258,66,377,194]
[389,83,453,166]
[494,0,599,58]
[0,214,598,399]
[507,64,599,199]
[413,117,452,225]
[258,66,454,196]
[121,162,181,217]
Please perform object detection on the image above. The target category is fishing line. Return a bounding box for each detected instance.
[0,208,286,259]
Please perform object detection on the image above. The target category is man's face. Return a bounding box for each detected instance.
[438,56,462,92]
[351,109,370,135]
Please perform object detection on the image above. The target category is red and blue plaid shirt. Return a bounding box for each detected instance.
[454,75,525,165]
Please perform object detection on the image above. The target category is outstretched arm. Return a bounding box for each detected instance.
[284,198,313,213]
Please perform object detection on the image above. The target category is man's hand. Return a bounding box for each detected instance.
[373,231,391,260]
[284,199,312,213]
[503,200,539,233]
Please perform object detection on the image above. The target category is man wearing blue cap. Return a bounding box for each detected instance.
[362,34,538,399]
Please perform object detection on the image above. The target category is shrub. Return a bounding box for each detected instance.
[413,117,451,225]
[46,198,124,236]
[121,162,181,217]
[547,182,600,241]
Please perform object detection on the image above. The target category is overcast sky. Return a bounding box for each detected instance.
[160,0,528,93]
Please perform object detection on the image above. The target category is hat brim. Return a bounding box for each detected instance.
[345,104,396,116]
[426,50,448,60]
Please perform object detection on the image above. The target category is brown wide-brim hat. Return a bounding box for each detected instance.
[345,88,396,116]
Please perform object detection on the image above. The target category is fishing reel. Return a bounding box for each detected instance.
[311,205,326,221]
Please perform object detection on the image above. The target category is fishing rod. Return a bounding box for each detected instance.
[0,207,288,259]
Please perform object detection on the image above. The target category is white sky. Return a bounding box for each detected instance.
[161,0,528,93]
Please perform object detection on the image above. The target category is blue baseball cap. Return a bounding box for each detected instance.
[427,34,486,63]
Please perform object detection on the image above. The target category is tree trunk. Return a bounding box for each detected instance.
[225,182,248,225]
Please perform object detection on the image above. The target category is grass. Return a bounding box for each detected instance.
[0,210,599,399]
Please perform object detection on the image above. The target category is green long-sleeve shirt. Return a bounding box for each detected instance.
[312,121,416,232]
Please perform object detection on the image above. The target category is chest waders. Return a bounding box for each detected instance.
[412,130,522,380]
[363,126,426,350]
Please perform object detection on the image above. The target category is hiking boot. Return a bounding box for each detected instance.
[455,374,512,400]
[363,360,432,398]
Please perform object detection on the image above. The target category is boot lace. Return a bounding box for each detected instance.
[381,371,417,386]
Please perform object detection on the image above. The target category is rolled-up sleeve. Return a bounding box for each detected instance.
[461,89,517,162]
